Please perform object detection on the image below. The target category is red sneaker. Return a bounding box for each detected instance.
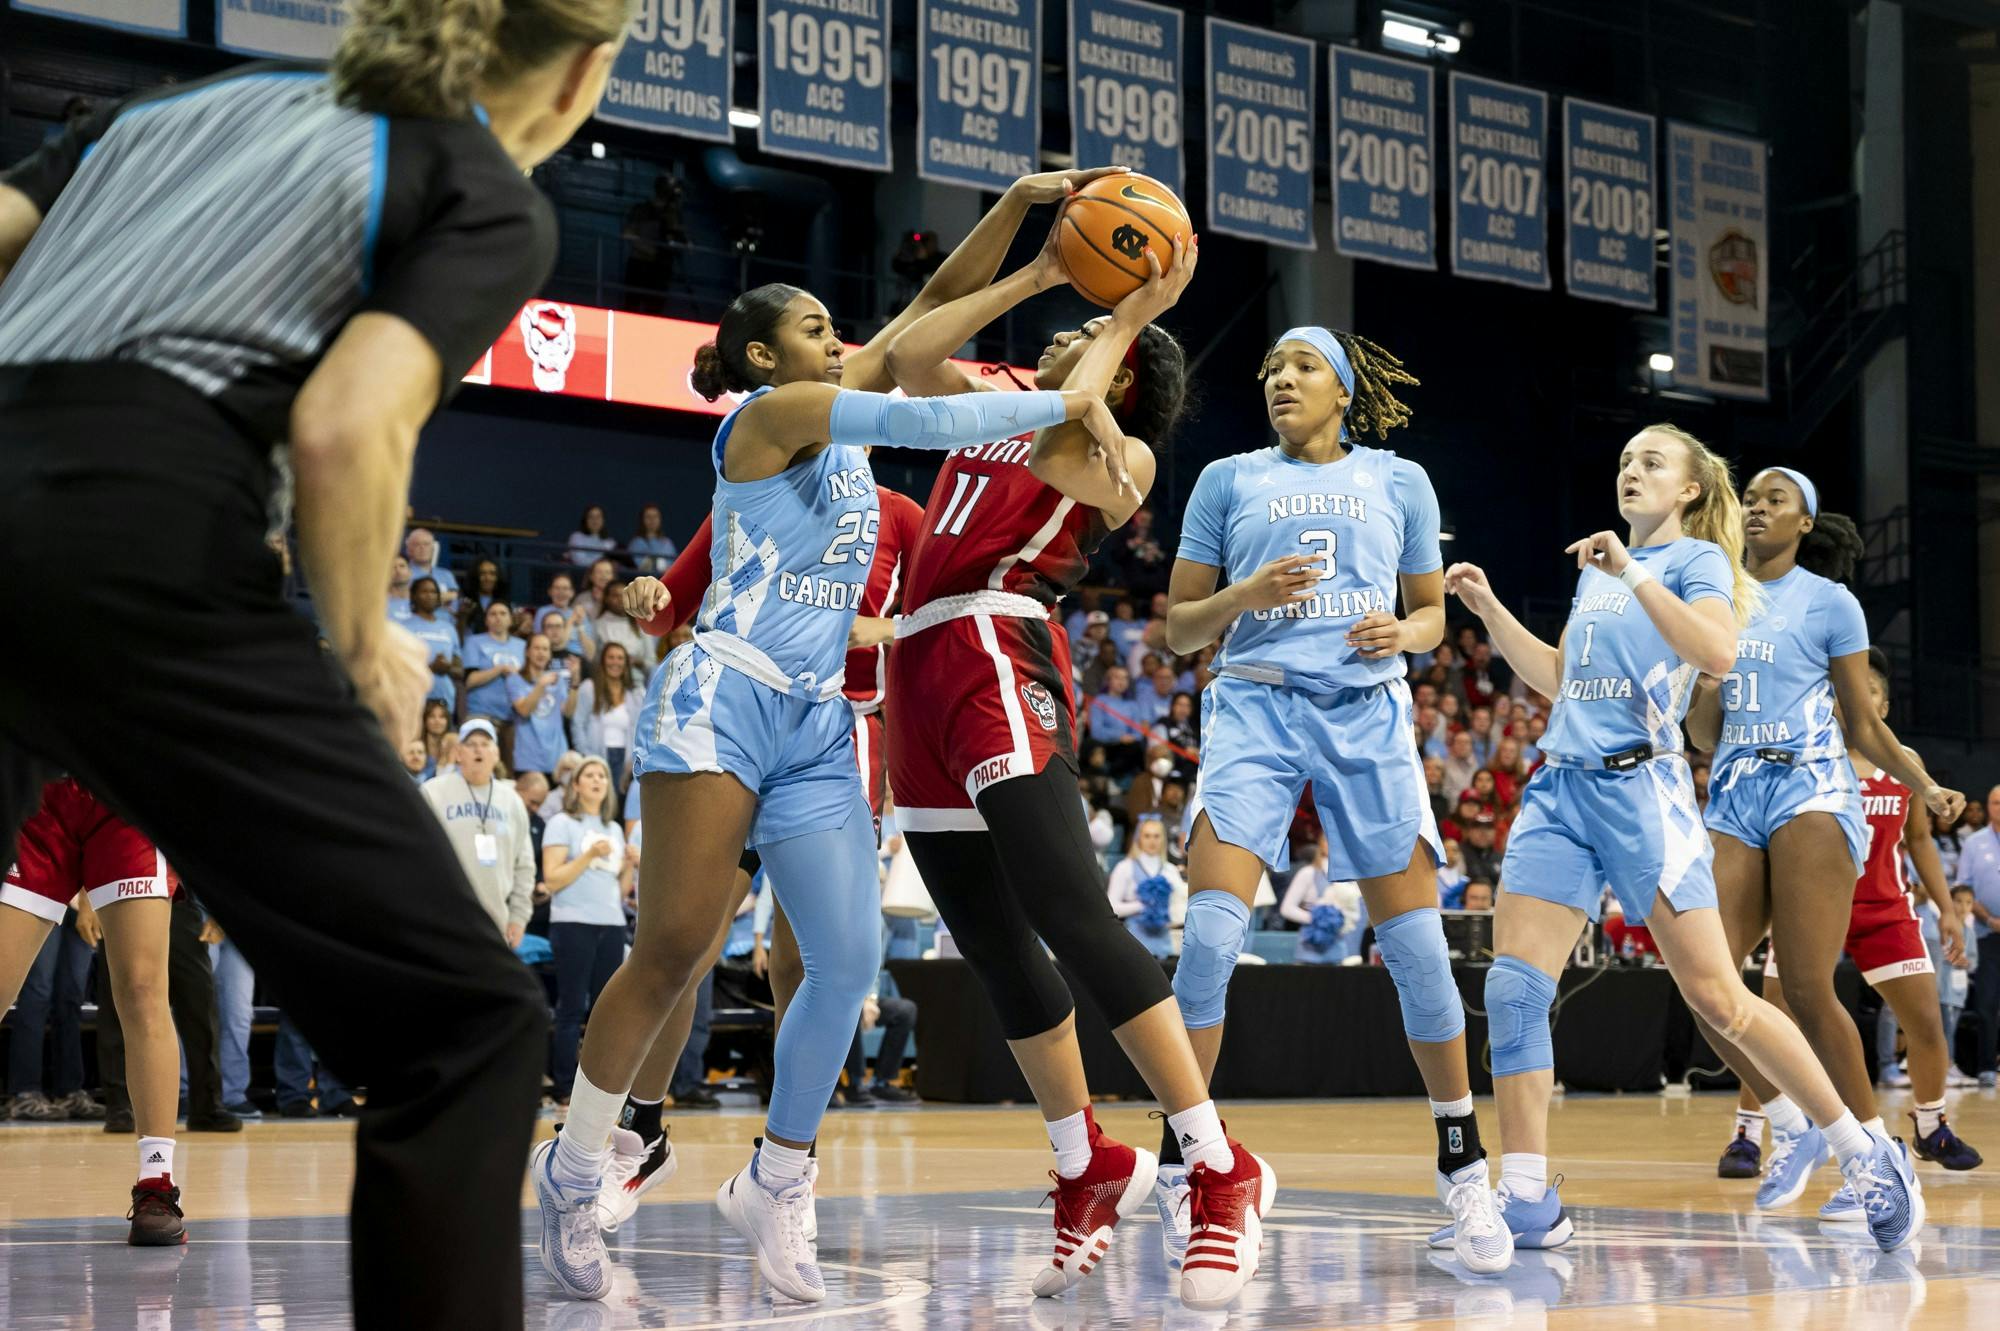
[1180,1137,1276,1310]
[128,1175,186,1247]
[1031,1109,1159,1297]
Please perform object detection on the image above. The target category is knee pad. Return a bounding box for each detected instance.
[1485,955,1558,1077]
[1173,891,1251,1029]
[1374,908,1465,1043]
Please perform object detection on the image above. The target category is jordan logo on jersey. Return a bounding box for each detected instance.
[1019,682,1059,731]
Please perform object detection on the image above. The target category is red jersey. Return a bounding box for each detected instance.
[1854,767,1912,907]
[901,434,1108,611]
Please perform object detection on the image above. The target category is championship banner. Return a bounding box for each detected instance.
[919,0,1041,191]
[216,0,345,57]
[1669,123,1769,399]
[1563,97,1656,309]
[1067,0,1184,196]
[1203,18,1316,250]
[1328,46,1435,270]
[15,0,184,37]
[1448,72,1550,290]
[464,299,1031,417]
[597,0,734,142]
[757,0,892,171]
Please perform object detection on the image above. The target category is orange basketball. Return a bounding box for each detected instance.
[1056,172,1192,309]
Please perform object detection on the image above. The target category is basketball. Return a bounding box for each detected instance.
[1056,172,1193,308]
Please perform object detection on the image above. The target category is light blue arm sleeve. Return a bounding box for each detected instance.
[1823,583,1870,657]
[1176,458,1234,566]
[1393,458,1443,574]
[826,388,1068,451]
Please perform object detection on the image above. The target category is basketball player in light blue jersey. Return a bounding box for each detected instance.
[533,266,1130,1304]
[1685,467,1962,1216]
[1445,424,1923,1255]
[1166,325,1514,1274]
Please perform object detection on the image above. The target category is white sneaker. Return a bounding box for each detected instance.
[715,1151,825,1303]
[1442,1160,1514,1274]
[1880,1066,1912,1089]
[1154,1163,1191,1272]
[596,1127,677,1233]
[1947,1066,1976,1088]
[531,1139,610,1301]
[802,1157,820,1244]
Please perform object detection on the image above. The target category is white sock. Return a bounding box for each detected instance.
[1168,1100,1234,1174]
[1733,1108,1766,1141]
[1764,1094,1809,1137]
[1430,1094,1474,1119]
[1861,1115,1886,1137]
[138,1136,174,1183]
[1500,1152,1546,1203]
[551,1069,622,1190]
[757,1138,811,1188]
[1046,1109,1093,1178]
[1915,1099,1946,1137]
[1823,1111,1873,1163]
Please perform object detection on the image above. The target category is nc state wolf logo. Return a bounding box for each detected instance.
[1708,231,1759,308]
[1019,682,1059,732]
[520,300,578,392]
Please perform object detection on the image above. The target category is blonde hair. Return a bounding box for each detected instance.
[561,756,613,818]
[332,0,631,120]
[1639,423,1764,628]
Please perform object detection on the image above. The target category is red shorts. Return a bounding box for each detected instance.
[886,613,1076,832]
[1761,895,1934,989]
[850,706,887,820]
[3,779,170,923]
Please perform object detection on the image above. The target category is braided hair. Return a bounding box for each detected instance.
[1258,329,1419,441]
[1120,323,1191,448]
[1796,511,1864,583]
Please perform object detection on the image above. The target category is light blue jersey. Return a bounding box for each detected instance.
[1178,444,1441,693]
[462,632,526,719]
[694,386,879,695]
[1540,539,1734,759]
[1713,566,1868,766]
[403,612,460,706]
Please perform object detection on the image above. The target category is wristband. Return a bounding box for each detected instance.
[1616,561,1654,591]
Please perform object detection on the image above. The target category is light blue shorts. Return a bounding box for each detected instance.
[1186,674,1441,879]
[633,643,862,848]
[1705,754,1868,873]
[1501,757,1718,924]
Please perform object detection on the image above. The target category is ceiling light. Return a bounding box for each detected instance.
[729,108,761,129]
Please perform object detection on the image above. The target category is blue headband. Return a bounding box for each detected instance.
[1274,326,1356,442]
[1766,467,1819,518]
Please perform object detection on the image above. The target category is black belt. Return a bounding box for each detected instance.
[1755,748,1795,766]
[1548,743,1655,771]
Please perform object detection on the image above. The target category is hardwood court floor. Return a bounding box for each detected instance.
[0,1086,1995,1328]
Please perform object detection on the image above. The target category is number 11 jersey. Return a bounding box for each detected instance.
[1177,443,1441,694]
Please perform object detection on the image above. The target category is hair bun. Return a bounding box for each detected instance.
[690,342,727,401]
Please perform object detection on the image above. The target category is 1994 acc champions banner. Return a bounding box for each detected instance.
[758,0,893,170]
[1670,122,1769,400]
[1068,0,1184,196]
[597,0,735,141]
[919,0,1042,191]
[1204,17,1316,250]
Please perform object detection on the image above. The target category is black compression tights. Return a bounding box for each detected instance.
[906,762,1172,1041]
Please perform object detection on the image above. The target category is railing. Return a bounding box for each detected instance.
[1776,229,1907,441]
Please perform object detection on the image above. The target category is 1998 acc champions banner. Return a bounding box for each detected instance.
[1068,0,1184,196]
[1670,123,1769,400]
[1204,17,1316,250]
[597,0,734,141]
[919,0,1042,191]
[758,0,893,170]
[1328,46,1435,270]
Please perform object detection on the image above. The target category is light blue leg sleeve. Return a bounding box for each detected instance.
[755,801,882,1143]
[1485,955,1559,1077]
[1374,908,1465,1043]
[1173,891,1251,1030]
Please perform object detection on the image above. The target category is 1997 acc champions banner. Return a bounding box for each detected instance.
[1204,17,1316,250]
[758,0,893,170]
[1068,0,1184,196]
[1670,122,1769,400]
[1328,46,1435,270]
[919,0,1042,192]
[597,0,734,141]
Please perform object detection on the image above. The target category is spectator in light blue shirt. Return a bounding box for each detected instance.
[1129,664,1178,731]
[1959,785,2000,1086]
[537,572,596,664]
[462,600,526,721]
[388,555,412,622]
[567,504,618,569]
[627,503,678,575]
[1106,599,1147,659]
[402,577,461,707]
[543,757,632,1099]
[506,633,574,779]
[404,527,458,608]
[1086,664,1147,778]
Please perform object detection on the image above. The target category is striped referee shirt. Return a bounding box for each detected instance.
[0,62,556,445]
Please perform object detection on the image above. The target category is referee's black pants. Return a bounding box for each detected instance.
[0,366,547,1330]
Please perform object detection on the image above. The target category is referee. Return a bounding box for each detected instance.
[0,2,630,1326]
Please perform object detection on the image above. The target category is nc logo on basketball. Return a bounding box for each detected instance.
[1110,224,1148,260]
[1019,682,1059,732]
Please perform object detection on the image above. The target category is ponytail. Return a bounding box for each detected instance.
[333,0,631,120]
[1641,422,1764,627]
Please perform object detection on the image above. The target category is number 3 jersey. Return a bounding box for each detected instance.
[1711,565,1868,768]
[1176,443,1441,694]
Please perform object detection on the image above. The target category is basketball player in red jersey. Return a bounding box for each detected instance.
[2,779,184,1243]
[588,485,926,1231]
[1731,649,1982,1188]
[876,230,1275,1313]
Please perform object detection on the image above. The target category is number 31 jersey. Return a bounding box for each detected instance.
[1176,443,1442,694]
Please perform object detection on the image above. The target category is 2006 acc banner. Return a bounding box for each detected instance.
[1328,46,1435,270]
[758,0,893,171]
[920,0,1042,192]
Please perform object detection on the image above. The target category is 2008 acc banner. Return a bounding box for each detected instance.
[758,0,893,171]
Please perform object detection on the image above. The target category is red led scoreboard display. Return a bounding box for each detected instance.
[465,299,1033,415]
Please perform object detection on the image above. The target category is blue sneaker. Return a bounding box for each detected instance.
[1755,1123,1825,1209]
[531,1138,610,1300]
[1843,1132,1925,1252]
[1428,1178,1572,1251]
[1718,1129,1762,1179]
[1909,1114,1983,1170]
[1817,1181,1864,1223]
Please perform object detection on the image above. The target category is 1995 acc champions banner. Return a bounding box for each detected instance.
[1328,46,1435,270]
[1670,122,1769,400]
[597,0,735,142]
[919,0,1042,192]
[1204,17,1316,250]
[758,0,893,170]
[1068,0,1184,196]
